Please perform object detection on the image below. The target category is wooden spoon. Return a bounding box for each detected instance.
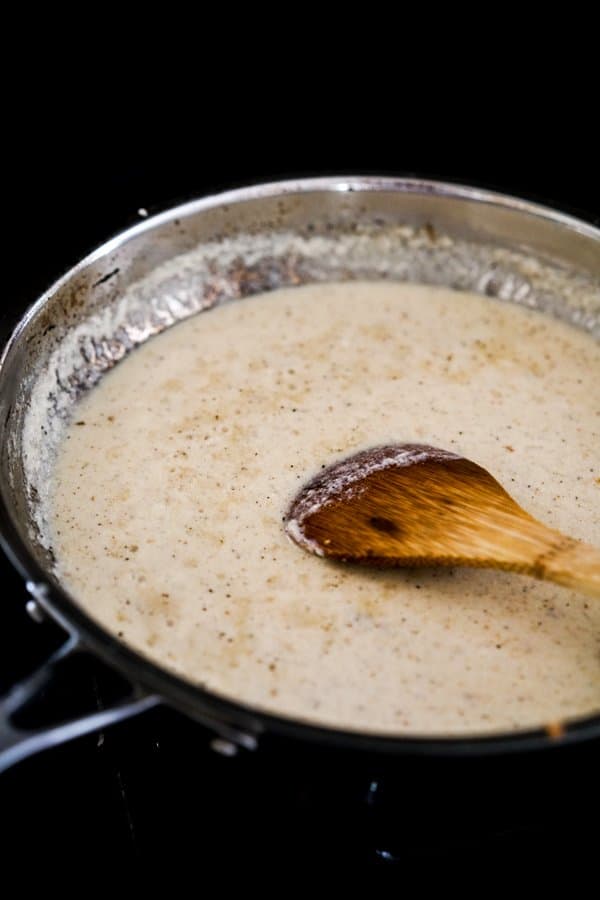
[285,444,600,598]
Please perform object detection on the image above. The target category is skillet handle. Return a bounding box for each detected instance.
[0,635,161,774]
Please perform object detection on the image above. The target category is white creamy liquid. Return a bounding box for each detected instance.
[48,282,600,735]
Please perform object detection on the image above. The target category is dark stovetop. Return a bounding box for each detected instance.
[1,150,599,878]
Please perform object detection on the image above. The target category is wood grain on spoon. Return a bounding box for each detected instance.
[285,444,600,599]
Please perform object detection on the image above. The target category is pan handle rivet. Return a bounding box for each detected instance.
[210,738,239,757]
[25,581,50,622]
[25,599,46,624]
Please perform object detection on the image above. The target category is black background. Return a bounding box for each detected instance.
[1,76,599,882]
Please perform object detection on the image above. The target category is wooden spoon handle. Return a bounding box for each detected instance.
[535,536,600,599]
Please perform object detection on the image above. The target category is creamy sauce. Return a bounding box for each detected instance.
[49,282,600,735]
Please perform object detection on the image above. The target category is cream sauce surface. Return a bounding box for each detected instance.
[49,282,600,734]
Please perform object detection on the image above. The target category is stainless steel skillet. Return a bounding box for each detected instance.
[1,177,599,772]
